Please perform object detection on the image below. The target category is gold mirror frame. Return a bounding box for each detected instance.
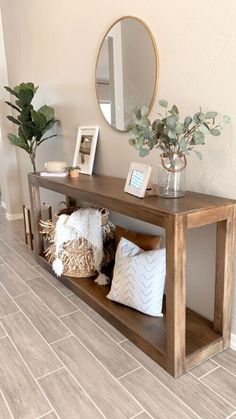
[95,16,160,133]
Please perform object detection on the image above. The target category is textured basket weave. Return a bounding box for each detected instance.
[40,206,114,278]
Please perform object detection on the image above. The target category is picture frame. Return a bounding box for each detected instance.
[124,162,152,198]
[73,126,99,175]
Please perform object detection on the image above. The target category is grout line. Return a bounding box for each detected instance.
[58,310,79,318]
[37,367,65,381]
[12,290,32,299]
[0,310,21,319]
[117,366,142,381]
[0,335,7,339]
[66,292,75,297]
[195,365,220,380]
[0,388,14,419]
[226,411,236,419]
[130,410,153,419]
[49,335,72,346]
[34,409,58,419]
[118,338,128,344]
[119,343,202,419]
[207,361,236,381]
[189,371,236,409]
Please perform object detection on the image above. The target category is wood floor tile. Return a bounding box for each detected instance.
[0,337,50,419]
[3,252,38,281]
[0,257,4,264]
[13,244,38,267]
[0,226,22,247]
[201,367,236,407]
[39,368,103,418]
[121,341,234,418]
[120,367,197,418]
[0,390,12,419]
[213,349,236,376]
[52,336,141,418]
[0,283,19,318]
[36,265,73,296]
[1,312,62,378]
[0,240,11,256]
[2,222,25,241]
[69,294,125,343]
[0,264,30,297]
[62,310,138,378]
[15,292,71,344]
[27,276,77,317]
[190,359,219,378]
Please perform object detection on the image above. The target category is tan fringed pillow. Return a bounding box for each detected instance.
[115,225,162,251]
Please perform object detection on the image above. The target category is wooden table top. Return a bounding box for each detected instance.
[29,173,236,218]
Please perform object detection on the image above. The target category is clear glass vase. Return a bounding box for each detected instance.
[158,152,186,198]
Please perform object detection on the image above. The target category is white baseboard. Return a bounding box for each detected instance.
[231,333,236,351]
[1,201,6,209]
[5,212,23,221]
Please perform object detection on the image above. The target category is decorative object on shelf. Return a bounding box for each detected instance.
[107,237,166,317]
[73,126,99,175]
[45,161,67,173]
[40,206,115,283]
[23,203,52,250]
[95,16,159,132]
[68,165,80,178]
[40,171,68,177]
[115,225,162,251]
[4,82,58,173]
[124,162,152,198]
[128,100,231,198]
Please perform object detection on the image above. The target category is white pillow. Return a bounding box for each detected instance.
[107,238,166,317]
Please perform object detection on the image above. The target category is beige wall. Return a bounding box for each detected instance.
[1,0,236,332]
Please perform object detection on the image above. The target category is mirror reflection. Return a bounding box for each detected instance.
[96,17,158,132]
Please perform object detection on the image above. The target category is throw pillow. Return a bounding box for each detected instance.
[107,238,166,317]
[115,225,162,251]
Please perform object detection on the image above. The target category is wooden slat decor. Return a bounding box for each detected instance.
[28,172,236,377]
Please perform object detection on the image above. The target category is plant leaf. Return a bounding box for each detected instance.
[140,105,149,117]
[184,116,192,128]
[205,111,218,119]
[38,105,55,122]
[223,115,231,124]
[166,115,178,129]
[139,148,149,157]
[159,99,168,108]
[194,150,203,160]
[210,128,221,136]
[7,115,21,125]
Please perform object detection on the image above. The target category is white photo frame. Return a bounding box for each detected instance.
[124,162,152,198]
[73,126,99,175]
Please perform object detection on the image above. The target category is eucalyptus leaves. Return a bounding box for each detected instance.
[128,99,230,160]
[5,82,57,172]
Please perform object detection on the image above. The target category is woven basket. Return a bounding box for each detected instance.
[40,206,114,278]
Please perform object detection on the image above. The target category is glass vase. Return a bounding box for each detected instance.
[158,152,186,198]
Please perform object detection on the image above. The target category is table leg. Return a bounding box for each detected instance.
[214,206,236,348]
[29,181,43,255]
[165,215,187,377]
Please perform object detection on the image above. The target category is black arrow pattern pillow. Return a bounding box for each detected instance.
[107,238,166,317]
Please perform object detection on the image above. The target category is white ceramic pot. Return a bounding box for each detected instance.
[45,161,67,173]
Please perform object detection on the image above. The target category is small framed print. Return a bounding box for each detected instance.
[73,126,99,175]
[124,162,152,198]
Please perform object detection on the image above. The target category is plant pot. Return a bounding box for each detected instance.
[69,169,80,178]
[158,152,186,198]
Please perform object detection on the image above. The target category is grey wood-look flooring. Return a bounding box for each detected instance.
[0,208,236,419]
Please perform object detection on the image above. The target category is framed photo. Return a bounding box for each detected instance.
[124,162,152,198]
[73,126,99,175]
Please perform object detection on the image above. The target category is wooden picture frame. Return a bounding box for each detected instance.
[124,162,152,198]
[73,126,99,175]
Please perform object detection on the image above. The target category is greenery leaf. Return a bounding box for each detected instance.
[166,115,178,129]
[169,105,179,116]
[223,115,231,124]
[210,128,221,136]
[159,99,168,108]
[140,105,149,117]
[194,150,203,160]
[4,86,19,98]
[7,115,21,126]
[7,133,30,152]
[193,131,205,144]
[139,148,149,157]
[205,111,218,119]
[184,116,192,128]
[38,105,55,122]
[5,101,21,113]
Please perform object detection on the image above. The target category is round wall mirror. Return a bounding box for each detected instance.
[95,16,159,132]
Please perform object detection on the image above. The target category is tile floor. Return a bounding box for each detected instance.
[0,208,236,418]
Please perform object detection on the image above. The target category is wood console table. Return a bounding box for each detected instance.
[28,172,236,377]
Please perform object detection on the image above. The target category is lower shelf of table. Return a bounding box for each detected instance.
[37,255,222,374]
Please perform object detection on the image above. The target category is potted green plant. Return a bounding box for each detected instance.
[68,165,80,178]
[128,99,230,198]
[5,82,57,173]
